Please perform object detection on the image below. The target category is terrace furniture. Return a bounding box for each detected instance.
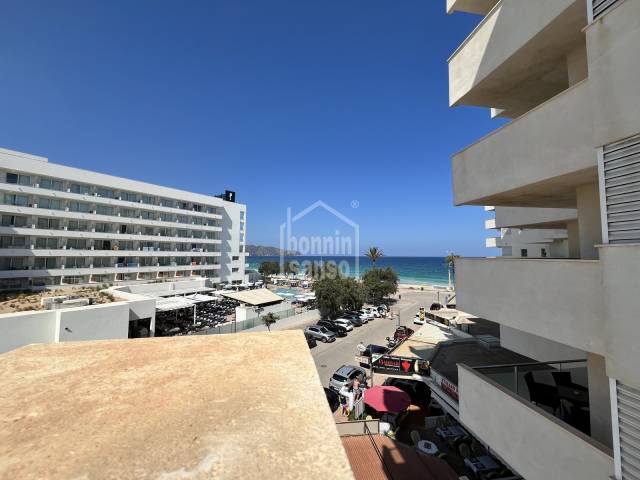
[410,430,421,446]
[436,425,465,439]
[458,443,471,459]
[524,372,560,414]
[417,440,439,456]
[464,455,499,475]
[552,372,588,393]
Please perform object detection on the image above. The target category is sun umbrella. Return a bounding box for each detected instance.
[363,386,411,414]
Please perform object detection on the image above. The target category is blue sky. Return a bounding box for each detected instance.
[1,0,502,256]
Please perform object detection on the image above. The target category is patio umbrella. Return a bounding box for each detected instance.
[363,386,411,414]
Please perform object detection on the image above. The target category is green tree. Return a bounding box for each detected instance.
[258,261,280,282]
[362,267,398,304]
[365,246,383,267]
[261,312,278,332]
[314,275,364,319]
[283,260,299,275]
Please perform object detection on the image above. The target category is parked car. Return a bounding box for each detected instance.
[324,387,340,412]
[358,310,374,320]
[364,307,381,318]
[341,313,365,326]
[344,311,368,324]
[430,302,443,311]
[375,305,388,316]
[332,318,354,331]
[304,332,317,348]
[329,365,367,392]
[355,344,389,367]
[414,313,425,325]
[317,320,348,337]
[304,325,337,343]
[393,326,414,341]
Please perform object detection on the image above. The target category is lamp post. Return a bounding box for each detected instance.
[255,306,264,330]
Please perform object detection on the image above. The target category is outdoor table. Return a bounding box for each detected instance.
[417,440,439,456]
[557,385,590,407]
[464,455,499,474]
[435,425,465,439]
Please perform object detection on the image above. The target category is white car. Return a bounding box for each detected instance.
[413,313,425,325]
[365,307,381,318]
[359,310,374,320]
[333,318,354,331]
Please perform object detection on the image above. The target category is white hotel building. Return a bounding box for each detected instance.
[446,0,640,479]
[0,147,246,290]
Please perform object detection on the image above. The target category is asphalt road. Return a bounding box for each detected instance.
[307,288,442,388]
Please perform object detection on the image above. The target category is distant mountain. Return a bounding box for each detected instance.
[245,245,300,256]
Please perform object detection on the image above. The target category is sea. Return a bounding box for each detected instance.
[246,256,451,287]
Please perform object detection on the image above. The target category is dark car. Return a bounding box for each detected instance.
[383,377,431,405]
[355,344,389,367]
[340,313,364,327]
[317,320,348,337]
[324,387,340,412]
[393,326,414,341]
[304,332,317,348]
[430,302,443,311]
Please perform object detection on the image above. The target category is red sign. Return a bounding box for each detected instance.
[373,355,416,374]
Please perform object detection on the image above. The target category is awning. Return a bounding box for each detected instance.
[185,294,219,303]
[156,297,196,312]
[219,288,284,306]
[391,322,458,361]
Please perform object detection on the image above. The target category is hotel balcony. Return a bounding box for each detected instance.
[494,207,577,229]
[452,80,596,207]
[455,257,605,354]
[446,0,497,15]
[458,363,613,480]
[448,0,587,117]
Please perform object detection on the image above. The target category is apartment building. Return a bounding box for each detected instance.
[446,1,640,479]
[0,147,246,290]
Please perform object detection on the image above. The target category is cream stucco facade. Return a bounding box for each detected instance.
[446,1,640,478]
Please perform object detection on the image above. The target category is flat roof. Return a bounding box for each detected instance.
[430,340,533,385]
[219,288,284,306]
[0,333,353,480]
[391,322,458,360]
[342,434,457,480]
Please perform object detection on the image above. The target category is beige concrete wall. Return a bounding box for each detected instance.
[599,244,640,388]
[576,182,602,260]
[452,80,594,206]
[494,207,577,229]
[459,365,613,480]
[587,0,640,147]
[567,42,588,86]
[456,257,605,354]
[500,325,584,362]
[567,220,581,257]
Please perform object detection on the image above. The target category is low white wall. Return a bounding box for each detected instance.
[56,302,130,342]
[458,365,613,480]
[0,310,57,354]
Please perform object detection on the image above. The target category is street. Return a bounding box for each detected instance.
[306,288,442,388]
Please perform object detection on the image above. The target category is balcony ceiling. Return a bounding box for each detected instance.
[446,0,498,15]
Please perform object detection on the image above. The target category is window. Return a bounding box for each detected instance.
[142,226,154,236]
[520,249,528,257]
[232,256,239,261]
[0,257,25,270]
[94,240,112,251]
[96,205,115,216]
[141,210,155,220]
[119,241,134,250]
[206,206,216,214]
[34,257,57,269]
[38,197,62,210]
[4,194,29,206]
[142,195,155,205]
[37,218,61,230]
[120,208,137,218]
[97,188,115,198]
[160,213,174,222]
[541,248,548,258]
[232,267,239,272]
[70,183,90,195]
[192,217,203,225]
[36,238,58,249]
[66,238,87,250]
[40,178,63,191]
[177,229,189,238]
[6,173,31,186]
[95,223,111,233]
[93,257,113,267]
[192,204,203,212]
[177,215,188,224]
[0,236,25,248]
[67,220,88,231]
[68,201,89,213]
[121,192,138,202]
[240,211,245,220]
[159,228,173,237]
[159,198,174,208]
[65,257,88,268]
[1,215,27,227]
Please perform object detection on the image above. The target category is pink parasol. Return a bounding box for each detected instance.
[363,386,411,414]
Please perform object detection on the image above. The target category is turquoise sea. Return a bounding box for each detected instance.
[246,256,452,287]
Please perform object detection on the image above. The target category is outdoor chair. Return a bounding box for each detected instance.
[410,430,421,446]
[458,443,471,459]
[524,372,560,414]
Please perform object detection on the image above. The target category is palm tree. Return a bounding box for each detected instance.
[261,312,278,332]
[365,247,383,268]
[444,252,460,289]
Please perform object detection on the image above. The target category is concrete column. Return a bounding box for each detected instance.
[576,183,602,260]
[567,220,580,258]
[587,353,612,448]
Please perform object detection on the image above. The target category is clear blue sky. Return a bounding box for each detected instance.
[1,0,503,256]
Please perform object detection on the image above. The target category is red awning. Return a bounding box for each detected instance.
[363,386,411,414]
